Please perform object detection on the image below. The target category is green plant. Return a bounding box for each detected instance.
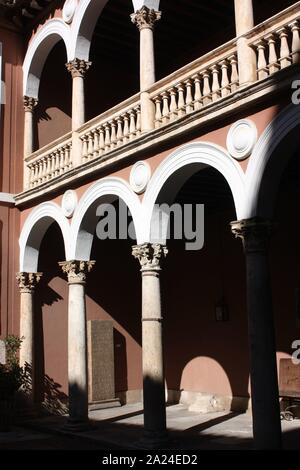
[0,335,24,400]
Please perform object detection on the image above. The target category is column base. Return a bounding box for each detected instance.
[135,430,171,450]
[62,417,93,433]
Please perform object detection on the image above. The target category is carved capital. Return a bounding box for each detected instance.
[59,260,95,284]
[23,96,38,112]
[131,6,161,31]
[132,243,167,271]
[65,59,92,78]
[231,217,272,254]
[16,272,42,293]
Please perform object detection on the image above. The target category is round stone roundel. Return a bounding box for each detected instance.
[62,190,78,218]
[130,161,151,194]
[63,0,78,24]
[226,119,258,161]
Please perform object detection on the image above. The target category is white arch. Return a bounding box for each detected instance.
[19,202,71,272]
[142,142,246,242]
[70,0,109,61]
[70,177,144,260]
[23,19,71,98]
[245,104,300,218]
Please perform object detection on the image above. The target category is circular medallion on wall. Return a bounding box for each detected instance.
[62,0,78,24]
[226,119,258,161]
[130,161,151,194]
[62,190,78,218]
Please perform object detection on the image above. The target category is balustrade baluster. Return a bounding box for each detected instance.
[265,34,280,74]
[161,91,170,124]
[277,27,292,68]
[202,70,212,105]
[168,88,177,121]
[220,60,230,97]
[211,65,221,101]
[176,83,185,117]
[129,110,136,140]
[104,123,111,151]
[185,79,194,113]
[154,96,162,127]
[228,55,239,91]
[135,106,141,136]
[290,20,300,63]
[192,73,202,110]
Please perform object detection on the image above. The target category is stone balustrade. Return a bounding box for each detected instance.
[78,95,141,163]
[25,134,72,189]
[248,4,300,80]
[149,42,238,129]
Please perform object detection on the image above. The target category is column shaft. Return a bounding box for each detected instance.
[59,260,95,428]
[68,282,88,421]
[16,272,42,402]
[142,270,166,435]
[23,96,38,189]
[231,218,282,449]
[72,75,85,130]
[131,7,161,132]
[66,59,91,167]
[19,291,34,368]
[132,243,168,447]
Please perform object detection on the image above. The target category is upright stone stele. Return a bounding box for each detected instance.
[88,319,118,408]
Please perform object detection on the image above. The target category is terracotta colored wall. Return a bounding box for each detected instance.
[0,24,23,338]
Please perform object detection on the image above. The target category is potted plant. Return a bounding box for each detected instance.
[0,335,24,430]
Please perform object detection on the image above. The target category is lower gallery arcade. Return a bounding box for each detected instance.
[15,116,300,449]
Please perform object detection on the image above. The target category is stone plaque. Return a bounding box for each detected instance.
[87,320,115,403]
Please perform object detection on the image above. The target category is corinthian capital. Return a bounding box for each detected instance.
[65,59,92,78]
[16,272,42,293]
[231,217,272,253]
[131,6,161,31]
[132,243,167,271]
[59,260,95,284]
[23,96,38,112]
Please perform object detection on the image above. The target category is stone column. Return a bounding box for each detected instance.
[231,218,282,449]
[234,0,256,86]
[66,59,91,166]
[131,6,161,132]
[59,260,95,429]
[132,243,168,448]
[16,272,42,400]
[23,96,38,189]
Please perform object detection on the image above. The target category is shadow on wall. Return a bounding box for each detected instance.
[35,222,68,406]
[17,363,68,416]
[35,40,72,149]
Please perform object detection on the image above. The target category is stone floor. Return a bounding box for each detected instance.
[1,403,300,450]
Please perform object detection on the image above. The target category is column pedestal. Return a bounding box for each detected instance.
[132,243,168,448]
[59,260,95,431]
[231,218,282,449]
